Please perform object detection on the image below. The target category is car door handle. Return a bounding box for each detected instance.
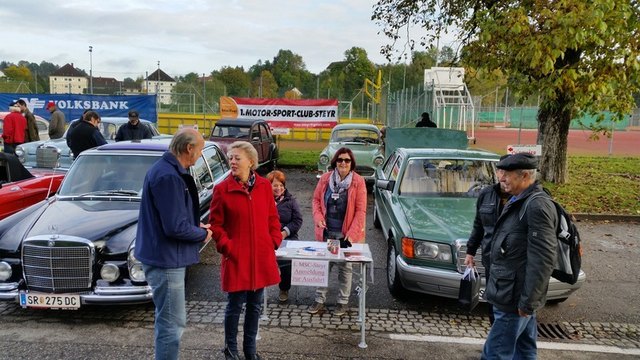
[10,186,20,192]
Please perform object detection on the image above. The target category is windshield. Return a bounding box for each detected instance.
[331,129,380,144]
[399,158,497,196]
[58,154,161,197]
[212,125,250,139]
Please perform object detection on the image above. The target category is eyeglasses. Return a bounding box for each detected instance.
[336,158,352,164]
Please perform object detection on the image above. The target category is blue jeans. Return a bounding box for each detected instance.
[482,307,537,360]
[225,289,264,356]
[144,265,187,360]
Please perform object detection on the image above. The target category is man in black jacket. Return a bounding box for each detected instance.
[481,153,557,359]
[464,155,511,324]
[115,110,153,141]
[415,112,437,127]
[67,111,107,158]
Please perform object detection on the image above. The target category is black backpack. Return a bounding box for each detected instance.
[520,192,583,285]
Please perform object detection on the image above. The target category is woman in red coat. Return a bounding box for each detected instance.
[209,141,282,360]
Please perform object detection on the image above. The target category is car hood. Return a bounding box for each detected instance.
[398,196,477,242]
[23,138,67,155]
[210,137,237,153]
[327,142,382,160]
[0,198,139,254]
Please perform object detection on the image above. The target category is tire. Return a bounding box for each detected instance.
[546,297,568,305]
[387,239,407,298]
[373,202,381,229]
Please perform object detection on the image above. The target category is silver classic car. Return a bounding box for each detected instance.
[0,139,229,308]
[317,123,384,183]
[15,117,159,169]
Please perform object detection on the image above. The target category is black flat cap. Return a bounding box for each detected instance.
[128,110,139,117]
[496,153,538,170]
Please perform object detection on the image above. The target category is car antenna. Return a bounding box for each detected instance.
[45,162,59,201]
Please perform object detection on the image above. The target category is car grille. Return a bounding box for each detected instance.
[22,238,94,293]
[456,244,486,277]
[355,166,374,178]
[36,145,61,168]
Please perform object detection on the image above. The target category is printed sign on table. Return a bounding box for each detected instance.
[291,259,329,287]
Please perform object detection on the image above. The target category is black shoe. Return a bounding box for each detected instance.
[223,347,240,360]
[244,354,262,360]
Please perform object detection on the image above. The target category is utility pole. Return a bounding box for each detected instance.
[202,73,206,120]
[156,61,160,100]
[89,46,93,95]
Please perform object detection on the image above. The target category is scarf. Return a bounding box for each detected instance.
[234,170,256,192]
[328,170,353,194]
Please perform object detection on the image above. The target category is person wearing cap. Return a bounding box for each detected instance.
[464,154,511,325]
[115,110,154,142]
[481,153,558,359]
[15,99,39,142]
[66,110,107,158]
[46,101,65,139]
[2,101,27,154]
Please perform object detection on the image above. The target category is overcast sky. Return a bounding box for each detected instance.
[0,0,455,80]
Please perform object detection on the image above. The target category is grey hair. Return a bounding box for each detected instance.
[517,169,537,178]
[228,141,258,170]
[169,129,200,156]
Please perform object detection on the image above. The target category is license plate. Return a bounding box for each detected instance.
[19,292,81,309]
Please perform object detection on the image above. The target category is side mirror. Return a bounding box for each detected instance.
[376,179,395,191]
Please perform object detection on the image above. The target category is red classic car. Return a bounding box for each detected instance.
[0,153,65,220]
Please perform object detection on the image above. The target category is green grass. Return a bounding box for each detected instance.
[279,149,319,170]
[279,149,640,215]
[544,157,640,215]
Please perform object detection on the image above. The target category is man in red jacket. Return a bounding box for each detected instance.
[2,101,27,155]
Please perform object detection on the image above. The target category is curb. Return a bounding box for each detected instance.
[573,214,640,223]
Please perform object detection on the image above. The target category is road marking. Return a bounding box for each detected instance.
[388,334,640,356]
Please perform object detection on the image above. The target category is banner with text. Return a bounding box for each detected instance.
[219,97,338,129]
[0,93,158,123]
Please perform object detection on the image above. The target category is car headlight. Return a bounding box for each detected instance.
[128,248,145,282]
[373,156,384,166]
[0,261,12,281]
[319,154,329,165]
[401,237,452,262]
[14,145,24,158]
[100,263,120,282]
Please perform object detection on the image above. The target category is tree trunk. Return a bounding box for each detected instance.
[537,98,572,184]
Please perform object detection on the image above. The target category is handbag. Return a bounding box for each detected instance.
[457,266,481,312]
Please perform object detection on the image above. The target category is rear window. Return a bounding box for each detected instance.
[211,125,250,139]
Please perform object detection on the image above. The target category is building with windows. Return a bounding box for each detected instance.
[142,69,175,105]
[49,63,87,94]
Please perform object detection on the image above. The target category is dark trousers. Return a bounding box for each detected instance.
[2,143,16,155]
[278,260,291,291]
[224,289,264,356]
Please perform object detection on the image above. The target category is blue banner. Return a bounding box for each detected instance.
[0,93,157,123]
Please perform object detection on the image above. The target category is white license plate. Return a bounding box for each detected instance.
[19,292,81,309]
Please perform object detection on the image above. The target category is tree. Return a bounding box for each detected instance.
[343,47,376,99]
[216,66,251,97]
[250,70,278,98]
[373,0,640,183]
[3,65,32,81]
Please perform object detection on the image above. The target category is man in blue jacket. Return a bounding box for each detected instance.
[135,128,212,360]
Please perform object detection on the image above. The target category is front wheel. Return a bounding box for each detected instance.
[387,239,407,298]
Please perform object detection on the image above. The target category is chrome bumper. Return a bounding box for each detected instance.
[0,282,152,305]
[396,256,586,301]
